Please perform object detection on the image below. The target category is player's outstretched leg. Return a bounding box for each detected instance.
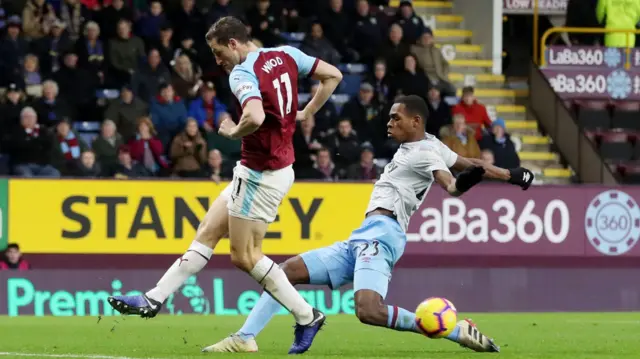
[108,194,229,318]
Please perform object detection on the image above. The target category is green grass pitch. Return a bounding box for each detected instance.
[1,313,639,359]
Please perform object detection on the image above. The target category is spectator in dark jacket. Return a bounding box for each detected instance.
[6,106,61,177]
[299,22,341,65]
[207,0,243,27]
[479,118,520,169]
[92,119,124,175]
[59,0,89,42]
[396,0,425,44]
[0,17,29,81]
[77,150,102,177]
[34,19,74,75]
[340,82,380,142]
[187,81,228,131]
[150,83,188,148]
[346,142,382,181]
[98,0,134,41]
[205,148,233,181]
[302,82,338,135]
[104,85,148,141]
[391,54,430,99]
[351,0,385,65]
[299,146,338,181]
[54,50,99,112]
[368,59,392,106]
[113,144,151,178]
[320,0,353,61]
[566,0,600,45]
[293,115,323,175]
[325,118,361,172]
[127,116,170,176]
[33,80,72,128]
[426,86,452,138]
[76,21,106,80]
[170,118,207,177]
[152,24,175,69]
[132,48,171,102]
[376,23,410,75]
[108,19,145,87]
[0,83,28,133]
[135,0,167,44]
[171,0,204,43]
[246,0,282,48]
[0,243,31,270]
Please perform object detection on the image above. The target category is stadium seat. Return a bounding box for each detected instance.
[575,100,610,130]
[337,63,368,74]
[331,94,350,113]
[619,163,640,184]
[280,32,305,42]
[96,89,120,100]
[611,102,640,131]
[79,132,97,147]
[74,121,101,132]
[599,131,632,161]
[339,74,363,96]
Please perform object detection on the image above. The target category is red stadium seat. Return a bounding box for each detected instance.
[575,100,611,130]
[611,102,640,131]
[599,131,632,161]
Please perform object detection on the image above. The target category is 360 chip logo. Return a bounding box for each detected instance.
[585,190,640,256]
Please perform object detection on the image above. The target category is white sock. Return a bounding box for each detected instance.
[250,256,314,325]
[145,241,213,303]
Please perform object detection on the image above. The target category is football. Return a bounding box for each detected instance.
[415,297,458,338]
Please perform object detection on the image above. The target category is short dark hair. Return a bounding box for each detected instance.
[205,16,250,44]
[6,243,19,251]
[395,95,429,123]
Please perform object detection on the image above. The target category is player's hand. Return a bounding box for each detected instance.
[296,110,310,122]
[455,166,486,193]
[218,118,236,139]
[508,167,534,190]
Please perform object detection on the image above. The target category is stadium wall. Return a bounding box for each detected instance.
[3,178,640,314]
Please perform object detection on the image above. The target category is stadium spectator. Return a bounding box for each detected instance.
[391,54,430,99]
[0,83,28,133]
[341,82,380,142]
[136,0,166,45]
[300,146,338,181]
[98,0,134,41]
[92,119,125,175]
[346,142,382,181]
[395,0,425,45]
[33,80,72,128]
[170,118,207,177]
[281,1,304,33]
[293,114,323,175]
[0,16,29,81]
[76,21,105,78]
[302,82,338,136]
[153,24,175,68]
[6,106,61,177]
[54,50,99,114]
[59,0,89,42]
[369,59,391,106]
[23,54,43,88]
[113,144,151,178]
[481,148,495,164]
[321,0,353,62]
[351,0,385,65]
[411,28,456,97]
[325,118,362,172]
[246,0,283,48]
[205,148,232,181]
[171,54,202,100]
[441,113,481,159]
[479,118,520,169]
[35,19,73,75]
[207,0,243,28]
[596,0,640,47]
[128,116,170,176]
[104,85,148,141]
[171,0,205,44]
[51,117,88,175]
[452,86,492,141]
[150,83,188,148]
[131,48,171,102]
[426,86,452,139]
[175,32,201,68]
[205,112,241,162]
[108,19,145,87]
[299,22,341,66]
[22,0,56,40]
[377,23,410,75]
[0,243,31,271]
[565,0,600,45]
[77,150,102,177]
[187,81,228,131]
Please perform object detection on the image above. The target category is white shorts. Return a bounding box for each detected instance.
[221,162,294,223]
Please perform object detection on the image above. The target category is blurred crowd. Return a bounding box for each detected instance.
[0,0,520,182]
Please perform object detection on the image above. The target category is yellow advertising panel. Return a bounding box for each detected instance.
[9,180,372,254]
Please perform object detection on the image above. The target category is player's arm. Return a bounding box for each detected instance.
[414,148,484,197]
[282,45,343,120]
[219,66,265,140]
[452,156,534,190]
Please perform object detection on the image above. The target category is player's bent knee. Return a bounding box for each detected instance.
[355,298,384,326]
[229,249,254,272]
[279,256,309,285]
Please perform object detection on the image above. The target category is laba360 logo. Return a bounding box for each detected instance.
[585,190,640,256]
